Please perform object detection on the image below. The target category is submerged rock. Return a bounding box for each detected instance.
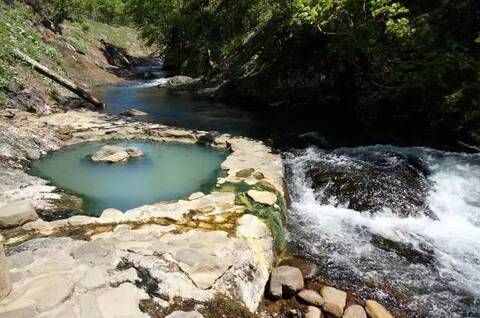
[120,108,148,116]
[91,145,143,163]
[0,200,38,229]
[306,149,434,218]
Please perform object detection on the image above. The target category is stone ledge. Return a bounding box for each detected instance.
[0,109,287,316]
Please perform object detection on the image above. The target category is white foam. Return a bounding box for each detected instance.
[133,77,170,88]
[286,146,480,315]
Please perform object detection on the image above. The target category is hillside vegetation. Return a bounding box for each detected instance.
[0,0,145,108]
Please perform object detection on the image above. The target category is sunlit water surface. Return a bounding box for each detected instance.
[30,141,226,215]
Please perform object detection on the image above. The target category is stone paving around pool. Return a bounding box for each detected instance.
[0,110,286,317]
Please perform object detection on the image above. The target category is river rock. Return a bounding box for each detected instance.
[269,266,304,298]
[0,244,11,300]
[120,108,147,116]
[279,257,319,280]
[365,300,393,318]
[91,145,143,163]
[165,76,196,87]
[306,150,433,218]
[320,286,346,317]
[0,200,38,229]
[306,306,323,318]
[343,305,367,318]
[247,190,277,206]
[297,289,324,306]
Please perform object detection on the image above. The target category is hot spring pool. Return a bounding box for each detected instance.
[30,140,227,215]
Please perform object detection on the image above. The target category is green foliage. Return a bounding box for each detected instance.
[36,0,129,25]
[66,34,87,53]
[125,0,279,73]
[125,0,479,141]
[0,2,61,88]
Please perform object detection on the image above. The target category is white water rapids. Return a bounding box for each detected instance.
[285,146,480,317]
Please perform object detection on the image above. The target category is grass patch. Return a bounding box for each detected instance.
[65,19,148,56]
[0,2,62,94]
[219,181,287,251]
[66,34,87,54]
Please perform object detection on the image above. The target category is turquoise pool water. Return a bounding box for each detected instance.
[30,140,227,215]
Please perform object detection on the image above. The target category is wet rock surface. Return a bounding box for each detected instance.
[305,149,434,218]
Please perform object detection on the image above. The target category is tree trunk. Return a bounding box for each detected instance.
[13,49,105,108]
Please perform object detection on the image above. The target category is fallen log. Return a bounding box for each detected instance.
[13,49,105,108]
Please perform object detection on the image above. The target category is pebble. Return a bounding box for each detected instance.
[297,289,324,306]
[305,306,323,318]
[343,304,367,318]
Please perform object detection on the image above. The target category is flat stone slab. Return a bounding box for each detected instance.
[0,201,38,229]
[247,190,277,206]
[0,216,274,315]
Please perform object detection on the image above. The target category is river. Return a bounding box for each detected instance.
[95,69,480,317]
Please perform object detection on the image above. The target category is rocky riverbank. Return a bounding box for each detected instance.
[0,108,288,317]
[0,99,400,318]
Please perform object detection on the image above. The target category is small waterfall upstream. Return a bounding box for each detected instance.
[285,146,480,317]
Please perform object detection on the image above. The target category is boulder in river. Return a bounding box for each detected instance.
[0,200,38,229]
[91,145,143,163]
[306,149,435,218]
[165,75,196,88]
[269,266,304,298]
